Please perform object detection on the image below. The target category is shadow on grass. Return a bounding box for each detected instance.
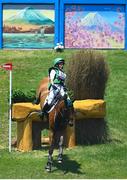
[106,138,123,144]
[52,154,83,175]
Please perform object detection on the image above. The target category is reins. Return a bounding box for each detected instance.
[54,100,65,122]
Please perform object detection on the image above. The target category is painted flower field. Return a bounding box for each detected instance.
[65,5,125,48]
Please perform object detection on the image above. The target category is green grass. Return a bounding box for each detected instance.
[0,144,127,178]
[0,49,127,178]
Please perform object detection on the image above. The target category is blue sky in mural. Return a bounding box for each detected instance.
[71,11,124,25]
[65,4,125,12]
[4,4,54,10]
[3,4,55,22]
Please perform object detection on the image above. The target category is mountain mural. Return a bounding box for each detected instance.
[4,7,54,25]
[80,12,122,32]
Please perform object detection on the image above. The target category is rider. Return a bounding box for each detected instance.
[40,57,72,118]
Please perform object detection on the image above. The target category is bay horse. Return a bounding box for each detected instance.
[36,77,75,172]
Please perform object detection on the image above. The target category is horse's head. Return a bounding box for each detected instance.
[57,100,75,126]
[55,100,75,127]
[48,100,75,131]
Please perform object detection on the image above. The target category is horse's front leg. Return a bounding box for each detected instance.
[45,154,53,172]
[45,132,55,172]
[57,135,64,163]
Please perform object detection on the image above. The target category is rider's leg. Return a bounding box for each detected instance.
[46,85,60,106]
[39,101,51,119]
[39,86,58,118]
[60,87,73,108]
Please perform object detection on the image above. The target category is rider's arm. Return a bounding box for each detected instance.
[49,69,56,85]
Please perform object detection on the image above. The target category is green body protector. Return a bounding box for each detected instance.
[48,67,65,90]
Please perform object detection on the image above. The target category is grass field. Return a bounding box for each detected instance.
[0,49,127,178]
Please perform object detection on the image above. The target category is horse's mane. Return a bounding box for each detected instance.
[36,77,49,107]
[37,77,49,96]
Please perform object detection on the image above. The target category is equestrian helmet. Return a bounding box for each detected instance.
[53,58,65,66]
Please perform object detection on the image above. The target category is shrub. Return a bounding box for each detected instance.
[65,50,109,100]
[12,89,36,103]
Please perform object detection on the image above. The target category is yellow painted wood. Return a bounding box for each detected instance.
[74,99,106,119]
[65,122,75,148]
[17,117,33,152]
[12,100,106,121]
[12,103,40,121]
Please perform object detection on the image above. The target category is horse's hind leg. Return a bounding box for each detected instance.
[58,135,64,163]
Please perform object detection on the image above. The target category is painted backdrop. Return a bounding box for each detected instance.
[3,4,55,48]
[65,5,125,49]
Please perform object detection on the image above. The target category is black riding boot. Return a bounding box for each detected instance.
[32,97,40,105]
[39,103,50,120]
[64,98,74,127]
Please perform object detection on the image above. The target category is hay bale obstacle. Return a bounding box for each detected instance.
[12,99,105,152]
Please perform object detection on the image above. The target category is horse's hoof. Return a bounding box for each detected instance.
[58,159,62,163]
[45,162,52,172]
[45,167,51,172]
[45,166,51,172]
[57,155,63,163]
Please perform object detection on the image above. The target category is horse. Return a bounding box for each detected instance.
[35,77,75,172]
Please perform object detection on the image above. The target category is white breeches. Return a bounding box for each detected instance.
[45,85,66,105]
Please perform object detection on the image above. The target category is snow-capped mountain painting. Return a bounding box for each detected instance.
[3,4,55,49]
[80,12,109,27]
[4,7,54,25]
[80,12,121,32]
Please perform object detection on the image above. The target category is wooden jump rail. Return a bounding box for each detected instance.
[12,99,106,152]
